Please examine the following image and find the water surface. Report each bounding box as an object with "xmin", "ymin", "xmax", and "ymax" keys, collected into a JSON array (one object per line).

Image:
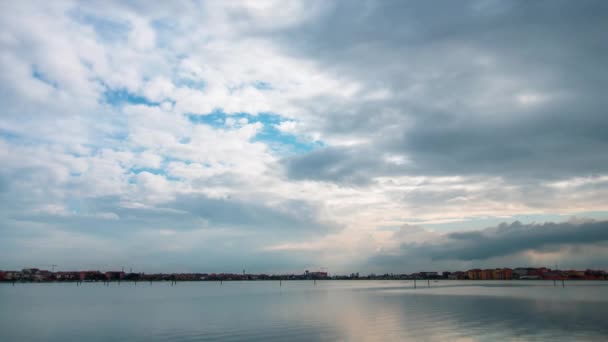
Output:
[{"xmin": 1, "ymin": 280, "xmax": 607, "ymax": 341}]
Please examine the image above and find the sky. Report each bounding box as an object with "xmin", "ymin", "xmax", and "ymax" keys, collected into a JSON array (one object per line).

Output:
[{"xmin": 1, "ymin": 0, "xmax": 608, "ymax": 274}]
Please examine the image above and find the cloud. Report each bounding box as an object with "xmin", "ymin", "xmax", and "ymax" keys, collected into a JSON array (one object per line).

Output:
[
  {"xmin": 368, "ymin": 220, "xmax": 608, "ymax": 271},
  {"xmin": 427, "ymin": 220, "xmax": 608, "ymax": 260},
  {"xmin": 6, "ymin": 191, "xmax": 335, "ymax": 236},
  {"xmin": 1, "ymin": 1, "xmax": 608, "ymax": 272},
  {"xmin": 166, "ymin": 194, "xmax": 337, "ymax": 235},
  {"xmin": 283, "ymin": 146, "xmax": 381, "ymax": 185},
  {"xmin": 278, "ymin": 0, "xmax": 608, "ymax": 183}
]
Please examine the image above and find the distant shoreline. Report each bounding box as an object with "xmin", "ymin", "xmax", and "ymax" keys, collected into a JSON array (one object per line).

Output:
[
  {"xmin": 2, "ymin": 267, "xmax": 607, "ymax": 283},
  {"xmin": 2, "ymin": 278, "xmax": 607, "ymax": 284}
]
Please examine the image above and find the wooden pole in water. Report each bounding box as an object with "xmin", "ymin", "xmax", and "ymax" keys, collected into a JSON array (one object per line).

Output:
[
  {"xmin": 562, "ymin": 279, "xmax": 565, "ymax": 288},
  {"xmin": 280, "ymin": 279, "xmax": 282, "ymax": 287},
  {"xmin": 414, "ymin": 278, "xmax": 416, "ymax": 289},
  {"xmin": 427, "ymin": 279, "xmax": 430, "ymax": 288}
]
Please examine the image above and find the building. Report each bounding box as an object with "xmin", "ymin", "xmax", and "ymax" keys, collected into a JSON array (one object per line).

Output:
[
  {"xmin": 309, "ymin": 272, "xmax": 328, "ymax": 279},
  {"xmin": 55, "ymin": 272, "xmax": 79, "ymax": 281},
  {"xmin": 5, "ymin": 271, "xmax": 21, "ymax": 281},
  {"xmin": 35, "ymin": 270, "xmax": 53, "ymax": 281},
  {"xmin": 514, "ymin": 267, "xmax": 544, "ymax": 279},
  {"xmin": 513, "ymin": 268, "xmax": 528, "ymax": 279},
  {"xmin": 541, "ymin": 271, "xmax": 562, "ymax": 280},
  {"xmin": 565, "ymin": 270, "xmax": 585, "ymax": 279},
  {"xmin": 480, "ymin": 269, "xmax": 495, "ymax": 280},
  {"xmin": 80, "ymin": 271, "xmax": 105, "ymax": 281},
  {"xmin": 492, "ymin": 268, "xmax": 513, "ymax": 280},
  {"xmin": 467, "ymin": 269, "xmax": 482, "ymax": 280},
  {"xmin": 105, "ymin": 271, "xmax": 125, "ymax": 280},
  {"xmin": 448, "ymin": 272, "xmax": 466, "ymax": 280},
  {"xmin": 424, "ymin": 272, "xmax": 440, "ymax": 279},
  {"xmin": 584, "ymin": 270, "xmax": 607, "ymax": 280}
]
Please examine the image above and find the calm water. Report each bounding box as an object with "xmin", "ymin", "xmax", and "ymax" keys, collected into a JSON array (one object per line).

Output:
[{"xmin": 1, "ymin": 280, "xmax": 607, "ymax": 341}]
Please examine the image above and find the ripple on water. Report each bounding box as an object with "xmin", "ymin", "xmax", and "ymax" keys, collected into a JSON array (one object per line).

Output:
[{"xmin": 1, "ymin": 281, "xmax": 608, "ymax": 341}]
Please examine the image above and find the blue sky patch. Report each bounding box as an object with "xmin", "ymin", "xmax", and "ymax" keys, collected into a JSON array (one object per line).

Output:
[
  {"xmin": 102, "ymin": 88, "xmax": 161, "ymax": 107},
  {"xmin": 128, "ymin": 167, "xmax": 181, "ymax": 182},
  {"xmin": 32, "ymin": 66, "xmax": 58, "ymax": 89},
  {"xmin": 187, "ymin": 110, "xmax": 323, "ymax": 155},
  {"xmin": 175, "ymin": 78, "xmax": 206, "ymax": 90},
  {"xmin": 0, "ymin": 129, "xmax": 22, "ymax": 143},
  {"xmin": 129, "ymin": 167, "xmax": 166, "ymax": 176},
  {"xmin": 253, "ymin": 81, "xmax": 273, "ymax": 90},
  {"xmin": 227, "ymin": 81, "xmax": 274, "ymax": 94}
]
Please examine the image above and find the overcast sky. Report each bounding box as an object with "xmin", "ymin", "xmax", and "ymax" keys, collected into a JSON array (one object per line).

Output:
[{"xmin": 1, "ymin": 0, "xmax": 608, "ymax": 273}]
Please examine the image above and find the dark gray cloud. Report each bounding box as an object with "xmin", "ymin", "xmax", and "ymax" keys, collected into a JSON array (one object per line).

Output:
[
  {"xmin": 365, "ymin": 220, "xmax": 608, "ymax": 273},
  {"xmin": 279, "ymin": 0, "xmax": 608, "ymax": 184},
  {"xmin": 374, "ymin": 220, "xmax": 608, "ymax": 265},
  {"xmin": 284, "ymin": 146, "xmax": 383, "ymax": 185},
  {"xmin": 425, "ymin": 220, "xmax": 608, "ymax": 261}
]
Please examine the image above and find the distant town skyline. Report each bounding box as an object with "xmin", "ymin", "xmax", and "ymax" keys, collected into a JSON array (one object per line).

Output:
[
  {"xmin": 3, "ymin": 266, "xmax": 607, "ymax": 283},
  {"xmin": 1, "ymin": 1, "xmax": 608, "ymax": 273}
]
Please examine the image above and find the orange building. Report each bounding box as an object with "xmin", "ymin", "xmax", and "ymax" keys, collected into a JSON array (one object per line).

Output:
[
  {"xmin": 492, "ymin": 268, "xmax": 513, "ymax": 280},
  {"xmin": 481, "ymin": 269, "xmax": 494, "ymax": 280},
  {"xmin": 467, "ymin": 269, "xmax": 481, "ymax": 280}
]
